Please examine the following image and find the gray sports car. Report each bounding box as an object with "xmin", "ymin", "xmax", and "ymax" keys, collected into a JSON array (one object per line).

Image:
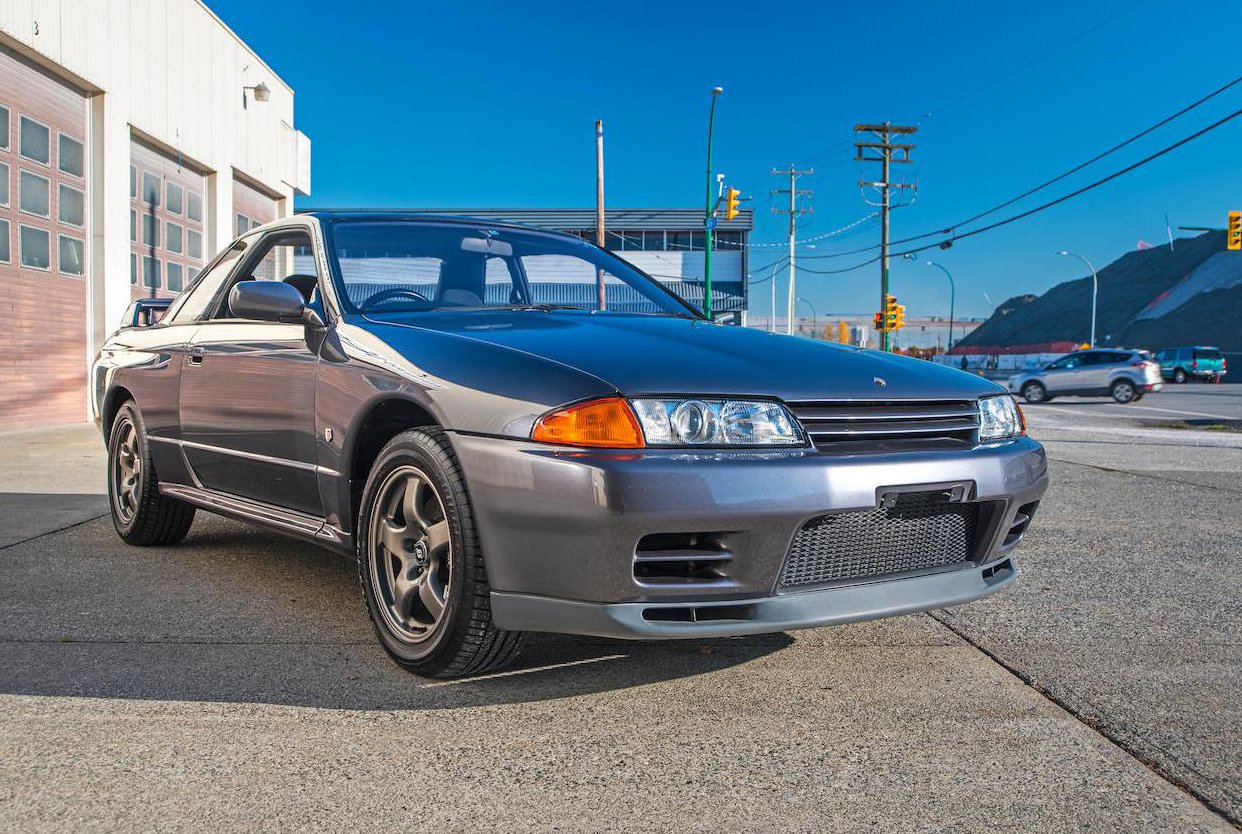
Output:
[{"xmin": 92, "ymin": 212, "xmax": 1048, "ymax": 678}]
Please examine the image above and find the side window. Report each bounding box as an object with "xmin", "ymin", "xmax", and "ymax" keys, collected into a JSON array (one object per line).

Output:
[
  {"xmin": 165, "ymin": 242, "xmax": 248, "ymax": 323},
  {"xmin": 213, "ymin": 229, "xmax": 319, "ymax": 320},
  {"xmin": 1048, "ymin": 355, "xmax": 1077, "ymax": 370}
]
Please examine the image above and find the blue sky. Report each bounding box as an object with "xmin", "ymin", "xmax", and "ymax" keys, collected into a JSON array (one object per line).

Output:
[{"xmin": 211, "ymin": 0, "xmax": 1242, "ymax": 319}]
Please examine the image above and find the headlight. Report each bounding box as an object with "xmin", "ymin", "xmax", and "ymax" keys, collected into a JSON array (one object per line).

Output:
[
  {"xmin": 630, "ymin": 398, "xmax": 804, "ymax": 446},
  {"xmin": 978, "ymin": 395, "xmax": 1025, "ymax": 442}
]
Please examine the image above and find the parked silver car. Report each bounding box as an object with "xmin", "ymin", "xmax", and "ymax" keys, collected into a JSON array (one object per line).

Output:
[{"xmin": 1009, "ymin": 348, "xmax": 1162, "ymax": 404}]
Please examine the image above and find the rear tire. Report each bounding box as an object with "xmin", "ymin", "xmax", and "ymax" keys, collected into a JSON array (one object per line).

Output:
[
  {"xmin": 357, "ymin": 427, "xmax": 524, "ymax": 678},
  {"xmin": 1173, "ymin": 368, "xmax": 1187, "ymax": 384},
  {"xmin": 107, "ymin": 401, "xmax": 196, "ymax": 546},
  {"xmin": 1021, "ymin": 381, "xmax": 1047, "ymax": 404},
  {"xmin": 1111, "ymin": 379, "xmax": 1137, "ymax": 404}
]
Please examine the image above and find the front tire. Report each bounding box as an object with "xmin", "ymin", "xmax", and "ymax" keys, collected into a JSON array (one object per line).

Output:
[
  {"xmin": 1021, "ymin": 381, "xmax": 1048, "ymax": 404},
  {"xmin": 357, "ymin": 428, "xmax": 524, "ymax": 678},
  {"xmin": 107, "ymin": 401, "xmax": 195, "ymax": 546},
  {"xmin": 1111, "ymin": 379, "xmax": 1137, "ymax": 404}
]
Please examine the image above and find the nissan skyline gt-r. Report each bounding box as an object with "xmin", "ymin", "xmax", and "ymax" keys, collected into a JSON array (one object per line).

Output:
[{"xmin": 92, "ymin": 212, "xmax": 1048, "ymax": 678}]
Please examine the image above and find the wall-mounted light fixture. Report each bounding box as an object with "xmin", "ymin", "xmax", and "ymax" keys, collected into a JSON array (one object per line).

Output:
[{"xmin": 242, "ymin": 81, "xmax": 271, "ymax": 109}]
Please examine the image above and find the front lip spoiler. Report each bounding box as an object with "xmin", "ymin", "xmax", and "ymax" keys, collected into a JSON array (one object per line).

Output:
[{"xmin": 490, "ymin": 559, "xmax": 1016, "ymax": 639}]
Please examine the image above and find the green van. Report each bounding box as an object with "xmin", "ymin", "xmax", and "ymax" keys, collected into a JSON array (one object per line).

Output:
[{"xmin": 1154, "ymin": 346, "xmax": 1227, "ymax": 383}]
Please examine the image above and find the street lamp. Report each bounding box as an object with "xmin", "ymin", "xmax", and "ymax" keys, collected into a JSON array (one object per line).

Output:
[
  {"xmin": 924, "ymin": 261, "xmax": 956, "ymax": 350},
  {"xmin": 703, "ymin": 86, "xmax": 723, "ymax": 319},
  {"xmin": 1057, "ymin": 250, "xmax": 1098, "ymax": 347},
  {"xmin": 798, "ymin": 297, "xmax": 817, "ymax": 335}
]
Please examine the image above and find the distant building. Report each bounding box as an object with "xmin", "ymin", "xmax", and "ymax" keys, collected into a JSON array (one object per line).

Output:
[
  {"xmin": 387, "ymin": 208, "xmax": 755, "ymax": 322},
  {"xmin": 0, "ymin": 1, "xmax": 310, "ymax": 428}
]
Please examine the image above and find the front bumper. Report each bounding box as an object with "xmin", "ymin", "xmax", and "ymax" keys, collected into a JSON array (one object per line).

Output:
[{"xmin": 451, "ymin": 433, "xmax": 1048, "ymax": 638}]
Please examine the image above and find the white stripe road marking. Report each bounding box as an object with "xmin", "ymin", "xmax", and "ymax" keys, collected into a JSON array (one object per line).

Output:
[
  {"xmin": 1118, "ymin": 403, "xmax": 1238, "ymax": 421},
  {"xmin": 1030, "ymin": 403, "xmax": 1237, "ymax": 421}
]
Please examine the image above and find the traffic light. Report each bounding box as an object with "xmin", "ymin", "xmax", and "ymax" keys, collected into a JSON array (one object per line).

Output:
[
  {"xmin": 873, "ymin": 311, "xmax": 885, "ymax": 331},
  {"xmin": 1228, "ymin": 211, "xmax": 1241, "ymax": 251},
  {"xmin": 724, "ymin": 188, "xmax": 742, "ymax": 222},
  {"xmin": 883, "ymin": 294, "xmax": 905, "ymax": 331}
]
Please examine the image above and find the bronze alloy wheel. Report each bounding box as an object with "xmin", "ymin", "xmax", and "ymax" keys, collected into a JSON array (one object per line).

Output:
[{"xmin": 367, "ymin": 464, "xmax": 452, "ymax": 643}]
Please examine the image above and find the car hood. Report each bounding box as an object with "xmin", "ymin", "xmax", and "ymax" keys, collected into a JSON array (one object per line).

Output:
[{"xmin": 364, "ymin": 311, "xmax": 1003, "ymax": 402}]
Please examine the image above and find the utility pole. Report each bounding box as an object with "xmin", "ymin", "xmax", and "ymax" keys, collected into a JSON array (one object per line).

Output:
[
  {"xmin": 770, "ymin": 166, "xmax": 814, "ymax": 335},
  {"xmin": 855, "ymin": 123, "xmax": 917, "ymax": 351},
  {"xmin": 595, "ymin": 119, "xmax": 606, "ymax": 310}
]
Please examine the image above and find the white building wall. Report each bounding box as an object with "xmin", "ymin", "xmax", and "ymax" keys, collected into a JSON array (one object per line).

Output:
[{"xmin": 0, "ymin": 0, "xmax": 308, "ymax": 347}]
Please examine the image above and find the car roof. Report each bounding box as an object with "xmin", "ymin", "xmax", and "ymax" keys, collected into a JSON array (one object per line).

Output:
[{"xmin": 294, "ymin": 210, "xmax": 563, "ymax": 236}]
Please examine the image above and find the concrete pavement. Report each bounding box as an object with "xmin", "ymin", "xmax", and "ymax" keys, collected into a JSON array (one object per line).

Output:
[{"xmin": 0, "ymin": 419, "xmax": 1235, "ymax": 832}]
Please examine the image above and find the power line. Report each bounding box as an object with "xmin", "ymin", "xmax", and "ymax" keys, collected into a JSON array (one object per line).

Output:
[
  {"xmin": 921, "ymin": 0, "xmax": 1150, "ymax": 120},
  {"xmin": 795, "ymin": 103, "xmax": 1242, "ymax": 273},
  {"xmin": 797, "ymin": 72, "xmax": 1242, "ymax": 260}
]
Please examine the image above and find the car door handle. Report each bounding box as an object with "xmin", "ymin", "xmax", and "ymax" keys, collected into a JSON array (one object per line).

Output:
[{"xmin": 188, "ymin": 346, "xmax": 204, "ymax": 366}]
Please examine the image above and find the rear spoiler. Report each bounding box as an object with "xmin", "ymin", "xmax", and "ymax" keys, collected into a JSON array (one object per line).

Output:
[{"xmin": 121, "ymin": 297, "xmax": 174, "ymax": 329}]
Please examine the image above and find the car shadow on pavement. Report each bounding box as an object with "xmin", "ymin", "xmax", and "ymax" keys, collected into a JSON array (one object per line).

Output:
[{"xmin": 0, "ymin": 514, "xmax": 793, "ymax": 710}]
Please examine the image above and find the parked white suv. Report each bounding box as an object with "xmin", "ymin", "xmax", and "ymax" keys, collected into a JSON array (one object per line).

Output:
[{"xmin": 1008, "ymin": 349, "xmax": 1163, "ymax": 404}]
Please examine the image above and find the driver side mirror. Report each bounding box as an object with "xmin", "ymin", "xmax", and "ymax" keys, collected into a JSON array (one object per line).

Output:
[{"xmin": 228, "ymin": 280, "xmax": 308, "ymax": 323}]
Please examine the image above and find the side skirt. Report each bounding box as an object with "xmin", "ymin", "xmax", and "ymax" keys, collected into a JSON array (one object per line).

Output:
[{"xmin": 160, "ymin": 483, "xmax": 354, "ymax": 555}]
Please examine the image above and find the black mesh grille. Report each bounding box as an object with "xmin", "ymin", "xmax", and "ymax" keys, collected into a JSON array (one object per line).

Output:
[{"xmin": 779, "ymin": 492, "xmax": 980, "ymax": 589}]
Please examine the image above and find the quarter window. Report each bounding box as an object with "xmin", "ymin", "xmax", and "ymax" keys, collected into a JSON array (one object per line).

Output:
[
  {"xmin": 19, "ymin": 116, "xmax": 50, "ymax": 164},
  {"xmin": 165, "ymin": 242, "xmax": 247, "ymax": 323},
  {"xmin": 19, "ymin": 224, "xmax": 50, "ymax": 269},
  {"xmin": 58, "ymin": 134, "xmax": 84, "ymax": 177},
  {"xmin": 58, "ymin": 184, "xmax": 85, "ymax": 226},
  {"xmin": 58, "ymin": 235, "xmax": 84, "ymax": 276},
  {"xmin": 19, "ymin": 170, "xmax": 50, "ymax": 217},
  {"xmin": 0, "ymin": 219, "xmax": 9, "ymax": 263}
]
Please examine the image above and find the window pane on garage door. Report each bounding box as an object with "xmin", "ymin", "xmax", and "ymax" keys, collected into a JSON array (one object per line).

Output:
[{"xmin": 129, "ymin": 138, "xmax": 206, "ymax": 299}]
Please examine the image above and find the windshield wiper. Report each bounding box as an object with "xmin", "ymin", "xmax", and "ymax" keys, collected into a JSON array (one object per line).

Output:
[{"xmin": 504, "ymin": 303, "xmax": 587, "ymax": 312}]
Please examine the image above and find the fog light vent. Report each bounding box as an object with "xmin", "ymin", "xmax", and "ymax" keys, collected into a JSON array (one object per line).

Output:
[
  {"xmin": 634, "ymin": 532, "xmax": 732, "ymax": 583},
  {"xmin": 1003, "ymin": 501, "xmax": 1040, "ymax": 546}
]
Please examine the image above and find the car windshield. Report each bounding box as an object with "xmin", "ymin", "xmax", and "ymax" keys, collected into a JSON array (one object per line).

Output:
[{"xmin": 325, "ymin": 220, "xmax": 701, "ymax": 318}]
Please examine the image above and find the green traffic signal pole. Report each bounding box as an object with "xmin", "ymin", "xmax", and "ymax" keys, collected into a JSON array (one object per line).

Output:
[
  {"xmin": 704, "ymin": 87, "xmax": 723, "ymax": 319},
  {"xmin": 925, "ymin": 261, "xmax": 956, "ymax": 350}
]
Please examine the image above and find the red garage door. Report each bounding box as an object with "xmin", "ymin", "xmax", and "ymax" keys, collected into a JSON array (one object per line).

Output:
[
  {"xmin": 130, "ymin": 139, "xmax": 208, "ymax": 300},
  {"xmin": 0, "ymin": 44, "xmax": 90, "ymax": 430},
  {"xmin": 233, "ymin": 174, "xmax": 277, "ymax": 236}
]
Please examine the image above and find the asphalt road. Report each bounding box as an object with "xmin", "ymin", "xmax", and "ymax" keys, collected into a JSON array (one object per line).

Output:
[{"xmin": 0, "ymin": 415, "xmax": 1237, "ymax": 832}]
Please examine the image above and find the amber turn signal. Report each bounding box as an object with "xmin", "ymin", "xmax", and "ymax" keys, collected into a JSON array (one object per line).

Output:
[{"xmin": 531, "ymin": 397, "xmax": 644, "ymax": 448}]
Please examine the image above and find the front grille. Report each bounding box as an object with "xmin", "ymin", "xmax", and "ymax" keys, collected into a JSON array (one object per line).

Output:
[
  {"xmin": 786, "ymin": 399, "xmax": 979, "ymax": 449},
  {"xmin": 778, "ymin": 491, "xmax": 980, "ymax": 589}
]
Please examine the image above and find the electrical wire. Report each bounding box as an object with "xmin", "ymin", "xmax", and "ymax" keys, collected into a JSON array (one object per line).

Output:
[
  {"xmin": 796, "ymin": 73, "xmax": 1242, "ymax": 260},
  {"xmin": 793, "ymin": 103, "xmax": 1242, "ymax": 272}
]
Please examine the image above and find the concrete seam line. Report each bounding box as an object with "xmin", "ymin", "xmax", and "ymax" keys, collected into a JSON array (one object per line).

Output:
[
  {"xmin": 0, "ymin": 513, "xmax": 109, "ymax": 552},
  {"xmin": 1048, "ymin": 456, "xmax": 1242, "ymax": 496},
  {"xmin": 929, "ymin": 612, "xmax": 1239, "ymax": 828}
]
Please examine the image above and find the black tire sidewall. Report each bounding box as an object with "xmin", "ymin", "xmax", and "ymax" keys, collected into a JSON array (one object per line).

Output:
[
  {"xmin": 357, "ymin": 431, "xmax": 468, "ymax": 666},
  {"xmin": 1112, "ymin": 380, "xmax": 1135, "ymax": 403}
]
